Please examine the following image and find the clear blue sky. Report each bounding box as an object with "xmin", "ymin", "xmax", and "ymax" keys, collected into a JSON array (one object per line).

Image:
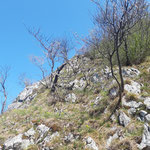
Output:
[{"xmin": 0, "ymin": 0, "xmax": 95, "ymax": 109}]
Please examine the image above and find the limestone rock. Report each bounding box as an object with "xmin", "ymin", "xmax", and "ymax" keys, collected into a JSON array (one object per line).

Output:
[
  {"xmin": 85, "ymin": 137, "xmax": 98, "ymax": 150},
  {"xmin": 36, "ymin": 124, "xmax": 50, "ymax": 144},
  {"xmin": 122, "ymin": 97, "xmax": 143, "ymax": 108},
  {"xmin": 24, "ymin": 128, "xmax": 35, "ymax": 138},
  {"xmin": 65, "ymin": 93, "xmax": 77, "ymax": 103},
  {"xmin": 37, "ymin": 124, "xmax": 50, "ymax": 136},
  {"xmin": 8, "ymin": 82, "xmax": 39, "ymax": 111},
  {"xmin": 124, "ymin": 81, "xmax": 141, "ymax": 95},
  {"xmin": 139, "ymin": 110, "xmax": 148, "ymax": 121},
  {"xmin": 109, "ymin": 87, "xmax": 118, "ymax": 98},
  {"xmin": 64, "ymin": 133, "xmax": 74, "ymax": 143},
  {"xmin": 3, "ymin": 134, "xmax": 33, "ymax": 150},
  {"xmin": 43, "ymin": 132, "xmax": 60, "ymax": 144},
  {"xmin": 128, "ymin": 108, "xmax": 137, "ymax": 116},
  {"xmin": 138, "ymin": 123, "xmax": 150, "ymax": 149},
  {"xmin": 106, "ymin": 132, "xmax": 118, "ymax": 148},
  {"xmin": 144, "ymin": 97, "xmax": 150, "ymax": 110},
  {"xmin": 122, "ymin": 68, "xmax": 140, "ymax": 77},
  {"xmin": 145, "ymin": 114, "xmax": 150, "ymax": 123},
  {"xmin": 8, "ymin": 102, "xmax": 22, "ymax": 110},
  {"xmin": 17, "ymin": 82, "xmax": 39, "ymax": 102},
  {"xmin": 118, "ymin": 112, "xmax": 131, "ymax": 127}
]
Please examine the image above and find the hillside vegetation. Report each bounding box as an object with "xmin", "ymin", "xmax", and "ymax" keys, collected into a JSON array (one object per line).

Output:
[
  {"xmin": 0, "ymin": 55, "xmax": 149, "ymax": 150},
  {"xmin": 0, "ymin": 0, "xmax": 150, "ymax": 149}
]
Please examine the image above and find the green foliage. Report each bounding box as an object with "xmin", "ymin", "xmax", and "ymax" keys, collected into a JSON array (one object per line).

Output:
[
  {"xmin": 115, "ymin": 19, "xmax": 150, "ymax": 66},
  {"xmin": 86, "ymin": 18, "xmax": 150, "ymax": 66}
]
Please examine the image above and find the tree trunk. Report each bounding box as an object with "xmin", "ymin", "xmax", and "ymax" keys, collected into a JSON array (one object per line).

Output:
[
  {"xmin": 51, "ymin": 63, "xmax": 66, "ymax": 92},
  {"xmin": 116, "ymin": 47, "xmax": 124, "ymax": 92},
  {"xmin": 108, "ymin": 55, "xmax": 122, "ymax": 120},
  {"xmin": 1, "ymin": 88, "xmax": 7, "ymax": 114}
]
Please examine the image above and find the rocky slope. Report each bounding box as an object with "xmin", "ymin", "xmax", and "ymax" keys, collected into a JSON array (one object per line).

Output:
[{"xmin": 0, "ymin": 55, "xmax": 150, "ymax": 150}]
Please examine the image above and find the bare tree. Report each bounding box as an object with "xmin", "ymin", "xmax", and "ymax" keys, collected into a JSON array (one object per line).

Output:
[
  {"xmin": 29, "ymin": 55, "xmax": 49, "ymax": 88},
  {"xmin": 27, "ymin": 28, "xmax": 73, "ymax": 93},
  {"xmin": 90, "ymin": 0, "xmax": 147, "ymax": 117},
  {"xmin": 0, "ymin": 66, "xmax": 10, "ymax": 114},
  {"xmin": 18, "ymin": 73, "xmax": 32, "ymax": 88}
]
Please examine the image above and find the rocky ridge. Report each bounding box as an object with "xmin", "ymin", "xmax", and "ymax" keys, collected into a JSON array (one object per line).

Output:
[{"xmin": 0, "ymin": 55, "xmax": 150, "ymax": 150}]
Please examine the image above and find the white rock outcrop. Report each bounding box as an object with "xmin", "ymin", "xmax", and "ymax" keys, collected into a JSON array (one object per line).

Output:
[
  {"xmin": 24, "ymin": 128, "xmax": 36, "ymax": 138},
  {"xmin": 8, "ymin": 82, "xmax": 40, "ymax": 110},
  {"xmin": 106, "ymin": 132, "xmax": 118, "ymax": 148},
  {"xmin": 138, "ymin": 123, "xmax": 150, "ymax": 149},
  {"xmin": 139, "ymin": 110, "xmax": 148, "ymax": 121},
  {"xmin": 64, "ymin": 133, "xmax": 74, "ymax": 143},
  {"xmin": 70, "ymin": 78, "xmax": 87, "ymax": 90},
  {"xmin": 65, "ymin": 93, "xmax": 77, "ymax": 103},
  {"xmin": 85, "ymin": 137, "xmax": 99, "ymax": 150},
  {"xmin": 124, "ymin": 81, "xmax": 141, "ymax": 95},
  {"xmin": 122, "ymin": 97, "xmax": 143, "ymax": 108},
  {"xmin": 144, "ymin": 97, "xmax": 150, "ymax": 110},
  {"xmin": 118, "ymin": 112, "xmax": 131, "ymax": 127},
  {"xmin": 3, "ymin": 134, "xmax": 34, "ymax": 150},
  {"xmin": 122, "ymin": 68, "xmax": 140, "ymax": 77},
  {"xmin": 145, "ymin": 114, "xmax": 150, "ymax": 123},
  {"xmin": 37, "ymin": 124, "xmax": 50, "ymax": 136}
]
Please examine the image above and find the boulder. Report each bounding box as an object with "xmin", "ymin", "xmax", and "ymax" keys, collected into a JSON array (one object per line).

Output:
[
  {"xmin": 17, "ymin": 82, "xmax": 39, "ymax": 101},
  {"xmin": 3, "ymin": 134, "xmax": 33, "ymax": 150},
  {"xmin": 124, "ymin": 81, "xmax": 141, "ymax": 95},
  {"xmin": 106, "ymin": 132, "xmax": 118, "ymax": 148},
  {"xmin": 43, "ymin": 132, "xmax": 60, "ymax": 144},
  {"xmin": 8, "ymin": 82, "xmax": 40, "ymax": 111},
  {"xmin": 145, "ymin": 114, "xmax": 150, "ymax": 123},
  {"xmin": 144, "ymin": 97, "xmax": 150, "ymax": 110},
  {"xmin": 122, "ymin": 97, "xmax": 143, "ymax": 108},
  {"xmin": 65, "ymin": 93, "xmax": 77, "ymax": 103},
  {"xmin": 118, "ymin": 112, "xmax": 131, "ymax": 127},
  {"xmin": 139, "ymin": 110, "xmax": 148, "ymax": 121},
  {"xmin": 128, "ymin": 108, "xmax": 137, "ymax": 116},
  {"xmin": 109, "ymin": 87, "xmax": 118, "ymax": 98},
  {"xmin": 70, "ymin": 78, "xmax": 86, "ymax": 90},
  {"xmin": 64, "ymin": 133, "xmax": 74, "ymax": 143},
  {"xmin": 24, "ymin": 128, "xmax": 35, "ymax": 138},
  {"xmin": 122, "ymin": 68, "xmax": 140, "ymax": 77},
  {"xmin": 37, "ymin": 124, "xmax": 50, "ymax": 135},
  {"xmin": 138, "ymin": 123, "xmax": 150, "ymax": 149},
  {"xmin": 36, "ymin": 124, "xmax": 50, "ymax": 144},
  {"xmin": 85, "ymin": 137, "xmax": 98, "ymax": 150}
]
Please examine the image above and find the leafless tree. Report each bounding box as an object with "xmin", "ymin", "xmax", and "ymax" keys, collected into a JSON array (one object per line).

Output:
[
  {"xmin": 0, "ymin": 66, "xmax": 10, "ymax": 114},
  {"xmin": 90, "ymin": 0, "xmax": 147, "ymax": 117},
  {"xmin": 29, "ymin": 55, "xmax": 49, "ymax": 88},
  {"xmin": 27, "ymin": 28, "xmax": 73, "ymax": 93},
  {"xmin": 18, "ymin": 73, "xmax": 32, "ymax": 88}
]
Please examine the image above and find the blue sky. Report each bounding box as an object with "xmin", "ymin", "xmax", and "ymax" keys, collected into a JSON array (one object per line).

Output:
[{"xmin": 0, "ymin": 0, "xmax": 95, "ymax": 110}]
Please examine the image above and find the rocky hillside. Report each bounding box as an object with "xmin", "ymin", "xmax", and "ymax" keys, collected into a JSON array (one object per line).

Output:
[{"xmin": 0, "ymin": 55, "xmax": 150, "ymax": 150}]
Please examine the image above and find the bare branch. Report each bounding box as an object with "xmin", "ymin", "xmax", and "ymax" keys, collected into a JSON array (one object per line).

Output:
[{"xmin": 0, "ymin": 66, "xmax": 10, "ymax": 114}]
